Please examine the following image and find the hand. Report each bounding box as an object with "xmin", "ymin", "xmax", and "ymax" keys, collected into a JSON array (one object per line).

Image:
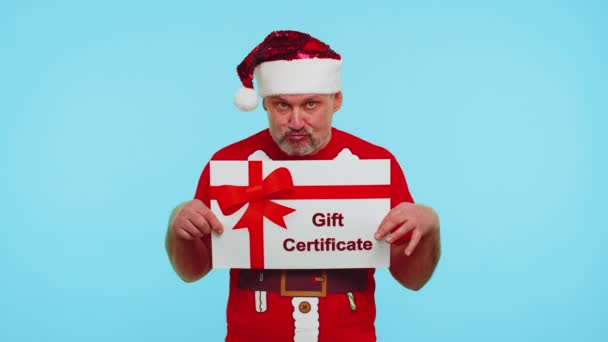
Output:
[
  {"xmin": 171, "ymin": 199, "xmax": 223, "ymax": 240},
  {"xmin": 375, "ymin": 203, "xmax": 439, "ymax": 256}
]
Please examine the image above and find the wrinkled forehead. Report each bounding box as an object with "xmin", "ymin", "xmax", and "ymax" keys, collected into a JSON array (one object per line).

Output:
[{"xmin": 265, "ymin": 93, "xmax": 332, "ymax": 103}]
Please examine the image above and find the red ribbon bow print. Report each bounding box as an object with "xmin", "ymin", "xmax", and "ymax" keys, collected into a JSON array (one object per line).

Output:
[{"xmin": 211, "ymin": 161, "xmax": 296, "ymax": 269}]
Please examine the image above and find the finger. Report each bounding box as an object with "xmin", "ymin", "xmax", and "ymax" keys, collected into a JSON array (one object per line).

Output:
[
  {"xmin": 187, "ymin": 199, "xmax": 208, "ymax": 217},
  {"xmin": 201, "ymin": 208, "xmax": 224, "ymax": 234},
  {"xmin": 181, "ymin": 218, "xmax": 204, "ymax": 238},
  {"xmin": 375, "ymin": 210, "xmax": 406, "ymax": 240},
  {"xmin": 190, "ymin": 200, "xmax": 224, "ymax": 233},
  {"xmin": 404, "ymin": 229, "xmax": 423, "ymax": 256},
  {"xmin": 386, "ymin": 220, "xmax": 416, "ymax": 244},
  {"xmin": 175, "ymin": 225, "xmax": 195, "ymax": 240},
  {"xmin": 188, "ymin": 213, "xmax": 212, "ymax": 235}
]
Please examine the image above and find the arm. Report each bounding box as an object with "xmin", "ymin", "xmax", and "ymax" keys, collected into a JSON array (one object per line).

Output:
[
  {"xmin": 388, "ymin": 204, "xmax": 440, "ymax": 290},
  {"xmin": 376, "ymin": 203, "xmax": 441, "ymax": 291},
  {"xmin": 165, "ymin": 200, "xmax": 223, "ymax": 282}
]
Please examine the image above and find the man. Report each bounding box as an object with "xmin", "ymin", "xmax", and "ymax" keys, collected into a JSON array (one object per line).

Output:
[{"xmin": 166, "ymin": 30, "xmax": 440, "ymax": 341}]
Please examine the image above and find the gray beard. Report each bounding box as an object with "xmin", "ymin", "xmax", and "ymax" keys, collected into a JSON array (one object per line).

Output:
[{"xmin": 276, "ymin": 130, "xmax": 330, "ymax": 156}]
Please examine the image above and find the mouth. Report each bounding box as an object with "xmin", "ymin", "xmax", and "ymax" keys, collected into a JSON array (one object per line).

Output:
[{"xmin": 285, "ymin": 133, "xmax": 309, "ymax": 141}]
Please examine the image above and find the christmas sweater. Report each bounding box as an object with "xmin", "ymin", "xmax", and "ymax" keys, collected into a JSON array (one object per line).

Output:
[{"xmin": 194, "ymin": 127, "xmax": 413, "ymax": 341}]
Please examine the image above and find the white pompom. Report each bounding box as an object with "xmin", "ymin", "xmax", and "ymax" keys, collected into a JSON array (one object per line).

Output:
[{"xmin": 234, "ymin": 87, "xmax": 259, "ymax": 111}]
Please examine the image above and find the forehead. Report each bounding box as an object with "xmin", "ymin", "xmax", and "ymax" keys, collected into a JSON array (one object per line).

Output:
[{"xmin": 265, "ymin": 94, "xmax": 329, "ymax": 103}]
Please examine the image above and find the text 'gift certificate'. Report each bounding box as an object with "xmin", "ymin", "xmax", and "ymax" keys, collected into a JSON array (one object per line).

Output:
[{"xmin": 210, "ymin": 159, "xmax": 390, "ymax": 269}]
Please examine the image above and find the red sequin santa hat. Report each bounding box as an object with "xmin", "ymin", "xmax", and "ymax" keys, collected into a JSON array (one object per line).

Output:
[{"xmin": 234, "ymin": 30, "xmax": 342, "ymax": 111}]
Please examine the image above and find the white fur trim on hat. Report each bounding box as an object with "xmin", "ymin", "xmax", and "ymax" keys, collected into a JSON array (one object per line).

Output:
[{"xmin": 254, "ymin": 58, "xmax": 342, "ymax": 98}]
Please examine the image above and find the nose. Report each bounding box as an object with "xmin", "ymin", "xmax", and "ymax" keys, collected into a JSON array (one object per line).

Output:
[{"xmin": 288, "ymin": 107, "xmax": 305, "ymax": 130}]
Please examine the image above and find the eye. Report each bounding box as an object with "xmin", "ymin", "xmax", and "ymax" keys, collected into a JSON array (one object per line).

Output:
[
  {"xmin": 305, "ymin": 101, "xmax": 317, "ymax": 109},
  {"xmin": 277, "ymin": 102, "xmax": 289, "ymax": 110}
]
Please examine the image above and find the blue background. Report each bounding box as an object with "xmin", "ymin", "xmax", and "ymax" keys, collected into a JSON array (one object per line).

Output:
[{"xmin": 1, "ymin": 0, "xmax": 606, "ymax": 341}]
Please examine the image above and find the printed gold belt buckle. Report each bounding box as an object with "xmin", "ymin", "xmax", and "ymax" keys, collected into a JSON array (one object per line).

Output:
[{"xmin": 280, "ymin": 270, "xmax": 327, "ymax": 297}]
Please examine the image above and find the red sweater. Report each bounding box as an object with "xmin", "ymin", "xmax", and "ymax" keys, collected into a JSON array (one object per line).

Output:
[{"xmin": 194, "ymin": 128, "xmax": 413, "ymax": 341}]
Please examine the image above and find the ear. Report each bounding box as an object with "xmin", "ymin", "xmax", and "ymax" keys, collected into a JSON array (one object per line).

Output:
[
  {"xmin": 333, "ymin": 91, "xmax": 343, "ymax": 113},
  {"xmin": 262, "ymin": 97, "xmax": 268, "ymax": 111}
]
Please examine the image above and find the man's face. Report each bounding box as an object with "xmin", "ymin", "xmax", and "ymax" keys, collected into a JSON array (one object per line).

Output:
[{"xmin": 264, "ymin": 92, "xmax": 343, "ymax": 156}]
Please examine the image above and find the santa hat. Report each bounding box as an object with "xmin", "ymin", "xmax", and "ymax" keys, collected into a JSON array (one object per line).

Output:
[{"xmin": 234, "ymin": 30, "xmax": 342, "ymax": 111}]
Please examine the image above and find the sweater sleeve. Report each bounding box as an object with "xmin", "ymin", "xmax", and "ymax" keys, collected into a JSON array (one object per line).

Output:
[
  {"xmin": 193, "ymin": 162, "xmax": 212, "ymax": 245},
  {"xmin": 390, "ymin": 156, "xmax": 415, "ymax": 242},
  {"xmin": 390, "ymin": 155, "xmax": 414, "ymax": 208},
  {"xmin": 194, "ymin": 162, "xmax": 211, "ymax": 207}
]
